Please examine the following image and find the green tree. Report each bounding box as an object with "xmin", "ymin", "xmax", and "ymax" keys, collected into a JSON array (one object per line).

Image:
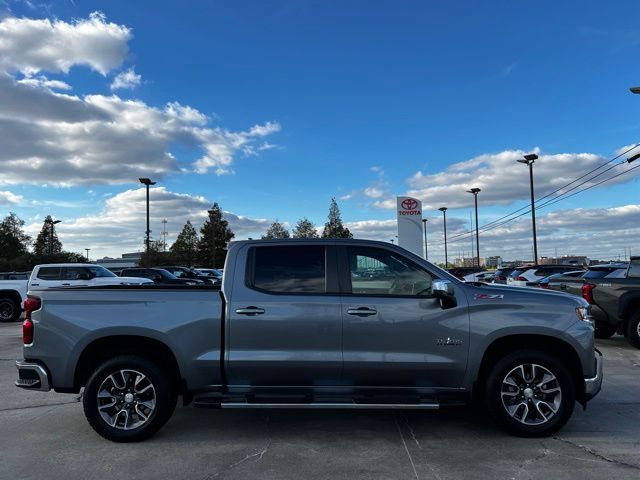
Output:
[
  {"xmin": 321, "ymin": 198, "xmax": 352, "ymax": 238},
  {"xmin": 170, "ymin": 220, "xmax": 199, "ymax": 267},
  {"xmin": 262, "ymin": 220, "xmax": 290, "ymax": 239},
  {"xmin": 137, "ymin": 240, "xmax": 169, "ymax": 267},
  {"xmin": 33, "ymin": 215, "xmax": 63, "ymax": 257},
  {"xmin": 197, "ymin": 203, "xmax": 235, "ymax": 268},
  {"xmin": 0, "ymin": 212, "xmax": 31, "ymax": 259},
  {"xmin": 292, "ymin": 217, "xmax": 319, "ymax": 238}
]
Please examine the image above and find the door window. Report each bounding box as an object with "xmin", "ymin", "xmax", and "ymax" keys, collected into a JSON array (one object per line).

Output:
[
  {"xmin": 347, "ymin": 247, "xmax": 433, "ymax": 296},
  {"xmin": 36, "ymin": 267, "xmax": 62, "ymax": 280},
  {"xmin": 64, "ymin": 266, "xmax": 91, "ymax": 280},
  {"xmin": 249, "ymin": 245, "xmax": 326, "ymax": 294}
]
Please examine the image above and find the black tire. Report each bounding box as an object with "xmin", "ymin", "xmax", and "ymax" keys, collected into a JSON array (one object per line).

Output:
[
  {"xmin": 594, "ymin": 321, "xmax": 617, "ymax": 339},
  {"xmin": 624, "ymin": 311, "xmax": 640, "ymax": 349},
  {"xmin": 484, "ymin": 350, "xmax": 575, "ymax": 437},
  {"xmin": 83, "ymin": 355, "xmax": 177, "ymax": 442},
  {"xmin": 0, "ymin": 296, "xmax": 21, "ymax": 323}
]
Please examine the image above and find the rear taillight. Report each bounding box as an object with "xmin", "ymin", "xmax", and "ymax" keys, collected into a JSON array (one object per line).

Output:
[
  {"xmin": 497, "ymin": 275, "xmax": 506, "ymax": 281},
  {"xmin": 22, "ymin": 297, "xmax": 40, "ymax": 345},
  {"xmin": 516, "ymin": 276, "xmax": 527, "ymax": 281},
  {"xmin": 581, "ymin": 283, "xmax": 595, "ymax": 304},
  {"xmin": 540, "ymin": 283, "xmax": 549, "ymax": 289}
]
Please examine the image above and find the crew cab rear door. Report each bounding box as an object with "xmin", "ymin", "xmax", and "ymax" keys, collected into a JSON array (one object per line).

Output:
[
  {"xmin": 225, "ymin": 243, "xmax": 342, "ymax": 387},
  {"xmin": 338, "ymin": 245, "xmax": 469, "ymax": 389}
]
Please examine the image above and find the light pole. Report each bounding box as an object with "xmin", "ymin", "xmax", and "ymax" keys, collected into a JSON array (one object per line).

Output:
[
  {"xmin": 85, "ymin": 248, "xmax": 90, "ymax": 262},
  {"xmin": 517, "ymin": 154, "xmax": 538, "ymax": 264},
  {"xmin": 438, "ymin": 207, "xmax": 448, "ymax": 268},
  {"xmin": 630, "ymin": 87, "xmax": 640, "ymax": 94},
  {"xmin": 207, "ymin": 208, "xmax": 217, "ymax": 268},
  {"xmin": 48, "ymin": 219, "xmax": 61, "ymax": 256},
  {"xmin": 139, "ymin": 178, "xmax": 156, "ymax": 266},
  {"xmin": 422, "ymin": 218, "xmax": 428, "ymax": 261},
  {"xmin": 466, "ymin": 188, "xmax": 481, "ymax": 267}
]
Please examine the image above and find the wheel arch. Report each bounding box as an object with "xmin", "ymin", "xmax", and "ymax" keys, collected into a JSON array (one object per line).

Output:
[
  {"xmin": 73, "ymin": 335, "xmax": 183, "ymax": 394},
  {"xmin": 474, "ymin": 334, "xmax": 586, "ymax": 404}
]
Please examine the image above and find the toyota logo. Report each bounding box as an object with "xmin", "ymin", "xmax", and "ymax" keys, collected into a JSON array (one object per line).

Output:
[{"xmin": 401, "ymin": 198, "xmax": 418, "ymax": 210}]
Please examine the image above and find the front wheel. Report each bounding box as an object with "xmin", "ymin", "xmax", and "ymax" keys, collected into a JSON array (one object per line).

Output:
[
  {"xmin": 624, "ymin": 311, "xmax": 640, "ymax": 349},
  {"xmin": 485, "ymin": 350, "xmax": 575, "ymax": 437},
  {"xmin": 83, "ymin": 355, "xmax": 177, "ymax": 442}
]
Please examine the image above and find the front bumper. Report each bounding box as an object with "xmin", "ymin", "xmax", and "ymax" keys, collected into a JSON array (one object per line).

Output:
[
  {"xmin": 584, "ymin": 348, "xmax": 603, "ymax": 400},
  {"xmin": 15, "ymin": 360, "xmax": 51, "ymax": 391}
]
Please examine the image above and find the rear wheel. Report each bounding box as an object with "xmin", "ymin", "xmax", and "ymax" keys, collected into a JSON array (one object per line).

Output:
[
  {"xmin": 0, "ymin": 297, "xmax": 20, "ymax": 322},
  {"xmin": 624, "ymin": 311, "xmax": 640, "ymax": 349},
  {"xmin": 83, "ymin": 355, "xmax": 177, "ymax": 442},
  {"xmin": 485, "ymin": 350, "xmax": 575, "ymax": 437},
  {"xmin": 594, "ymin": 321, "xmax": 617, "ymax": 339}
]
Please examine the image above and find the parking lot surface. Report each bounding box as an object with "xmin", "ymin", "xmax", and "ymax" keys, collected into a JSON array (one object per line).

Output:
[{"xmin": 1, "ymin": 321, "xmax": 639, "ymax": 480}]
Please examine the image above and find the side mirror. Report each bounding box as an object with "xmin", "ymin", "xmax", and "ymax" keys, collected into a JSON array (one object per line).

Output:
[{"xmin": 432, "ymin": 280, "xmax": 457, "ymax": 309}]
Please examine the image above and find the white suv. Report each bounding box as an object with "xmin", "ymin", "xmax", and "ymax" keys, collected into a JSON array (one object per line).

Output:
[
  {"xmin": 28, "ymin": 264, "xmax": 152, "ymax": 291},
  {"xmin": 510, "ymin": 265, "xmax": 583, "ymax": 287}
]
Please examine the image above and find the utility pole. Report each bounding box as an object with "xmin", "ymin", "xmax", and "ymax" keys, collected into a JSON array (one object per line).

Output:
[
  {"xmin": 48, "ymin": 219, "xmax": 62, "ymax": 256},
  {"xmin": 207, "ymin": 208, "xmax": 217, "ymax": 268},
  {"xmin": 422, "ymin": 219, "xmax": 428, "ymax": 261},
  {"xmin": 518, "ymin": 154, "xmax": 538, "ymax": 264},
  {"xmin": 161, "ymin": 219, "xmax": 168, "ymax": 252},
  {"xmin": 466, "ymin": 188, "xmax": 481, "ymax": 267},
  {"xmin": 139, "ymin": 178, "xmax": 156, "ymax": 266},
  {"xmin": 85, "ymin": 248, "xmax": 90, "ymax": 262},
  {"xmin": 439, "ymin": 207, "xmax": 448, "ymax": 268}
]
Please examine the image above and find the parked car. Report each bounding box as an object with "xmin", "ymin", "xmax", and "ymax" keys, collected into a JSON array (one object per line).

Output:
[
  {"xmin": 28, "ymin": 264, "xmax": 153, "ymax": 291},
  {"xmin": 119, "ymin": 268, "xmax": 202, "ymax": 286},
  {"xmin": 0, "ymin": 271, "xmax": 31, "ymax": 280},
  {"xmin": 492, "ymin": 267, "xmax": 516, "ymax": 284},
  {"xmin": 506, "ymin": 267, "xmax": 529, "ymax": 285},
  {"xmin": 509, "ymin": 265, "xmax": 584, "ymax": 287},
  {"xmin": 534, "ymin": 271, "xmax": 585, "ymax": 289},
  {"xmin": 17, "ymin": 239, "xmax": 601, "ymax": 441},
  {"xmin": 159, "ymin": 266, "xmax": 218, "ymax": 285},
  {"xmin": 447, "ymin": 266, "xmax": 484, "ymax": 280},
  {"xmin": 546, "ymin": 259, "xmax": 640, "ymax": 345},
  {"xmin": 0, "ymin": 275, "xmax": 28, "ymax": 322},
  {"xmin": 194, "ymin": 268, "xmax": 223, "ymax": 280}
]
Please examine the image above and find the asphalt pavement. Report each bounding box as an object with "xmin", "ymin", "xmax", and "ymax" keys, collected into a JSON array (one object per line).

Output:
[{"xmin": 1, "ymin": 321, "xmax": 639, "ymax": 480}]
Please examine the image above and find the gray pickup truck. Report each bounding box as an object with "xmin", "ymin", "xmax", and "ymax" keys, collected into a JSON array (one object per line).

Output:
[
  {"xmin": 15, "ymin": 239, "xmax": 602, "ymax": 442},
  {"xmin": 547, "ymin": 258, "xmax": 640, "ymax": 347}
]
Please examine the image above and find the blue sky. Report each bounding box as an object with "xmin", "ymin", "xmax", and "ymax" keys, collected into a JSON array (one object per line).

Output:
[{"xmin": 1, "ymin": 0, "xmax": 639, "ymax": 261}]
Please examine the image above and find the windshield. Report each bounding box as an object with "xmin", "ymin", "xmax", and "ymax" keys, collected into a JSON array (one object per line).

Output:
[{"xmin": 88, "ymin": 266, "xmax": 116, "ymax": 278}]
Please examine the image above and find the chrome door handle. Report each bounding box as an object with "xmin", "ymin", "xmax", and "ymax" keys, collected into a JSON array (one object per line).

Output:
[
  {"xmin": 235, "ymin": 307, "xmax": 265, "ymax": 315},
  {"xmin": 62, "ymin": 283, "xmax": 70, "ymax": 286},
  {"xmin": 347, "ymin": 307, "xmax": 377, "ymax": 316}
]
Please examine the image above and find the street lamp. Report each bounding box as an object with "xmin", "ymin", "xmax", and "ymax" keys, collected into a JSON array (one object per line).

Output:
[
  {"xmin": 466, "ymin": 188, "xmax": 481, "ymax": 267},
  {"xmin": 517, "ymin": 153, "xmax": 539, "ymax": 264},
  {"xmin": 630, "ymin": 87, "xmax": 640, "ymax": 94},
  {"xmin": 628, "ymin": 152, "xmax": 640, "ymax": 163},
  {"xmin": 139, "ymin": 178, "xmax": 156, "ymax": 266},
  {"xmin": 438, "ymin": 207, "xmax": 448, "ymax": 268},
  {"xmin": 85, "ymin": 248, "xmax": 91, "ymax": 262},
  {"xmin": 47, "ymin": 219, "xmax": 61, "ymax": 256},
  {"xmin": 207, "ymin": 208, "xmax": 217, "ymax": 268},
  {"xmin": 422, "ymin": 218, "xmax": 428, "ymax": 261}
]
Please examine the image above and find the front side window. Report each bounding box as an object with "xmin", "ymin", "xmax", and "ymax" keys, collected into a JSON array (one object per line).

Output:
[
  {"xmin": 250, "ymin": 245, "xmax": 326, "ymax": 294},
  {"xmin": 87, "ymin": 266, "xmax": 116, "ymax": 278},
  {"xmin": 347, "ymin": 247, "xmax": 433, "ymax": 296},
  {"xmin": 64, "ymin": 266, "xmax": 91, "ymax": 280}
]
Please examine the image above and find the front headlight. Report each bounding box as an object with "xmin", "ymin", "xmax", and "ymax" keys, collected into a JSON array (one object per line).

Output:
[{"xmin": 575, "ymin": 306, "xmax": 594, "ymax": 326}]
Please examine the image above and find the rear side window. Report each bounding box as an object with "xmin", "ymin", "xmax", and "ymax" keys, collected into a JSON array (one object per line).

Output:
[
  {"xmin": 36, "ymin": 267, "xmax": 62, "ymax": 280},
  {"xmin": 64, "ymin": 266, "xmax": 90, "ymax": 280},
  {"xmin": 249, "ymin": 246, "xmax": 326, "ymax": 294}
]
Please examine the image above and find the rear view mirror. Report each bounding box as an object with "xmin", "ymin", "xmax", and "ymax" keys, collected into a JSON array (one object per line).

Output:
[{"xmin": 432, "ymin": 280, "xmax": 457, "ymax": 309}]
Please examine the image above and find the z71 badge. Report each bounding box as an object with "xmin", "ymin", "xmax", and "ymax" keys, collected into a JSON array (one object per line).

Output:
[{"xmin": 474, "ymin": 293, "xmax": 504, "ymax": 300}]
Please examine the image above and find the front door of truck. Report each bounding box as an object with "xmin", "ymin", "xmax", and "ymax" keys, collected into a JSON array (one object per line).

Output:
[
  {"xmin": 339, "ymin": 245, "xmax": 469, "ymax": 389},
  {"xmin": 226, "ymin": 243, "xmax": 343, "ymax": 387}
]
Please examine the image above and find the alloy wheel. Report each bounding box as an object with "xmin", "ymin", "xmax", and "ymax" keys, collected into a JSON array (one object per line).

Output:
[{"xmin": 96, "ymin": 369, "xmax": 156, "ymax": 430}]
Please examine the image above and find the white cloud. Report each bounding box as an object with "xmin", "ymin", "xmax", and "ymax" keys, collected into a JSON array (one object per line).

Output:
[
  {"xmin": 0, "ymin": 12, "xmax": 131, "ymax": 75},
  {"xmin": 0, "ymin": 13, "xmax": 280, "ymax": 186},
  {"xmin": 24, "ymin": 187, "xmax": 272, "ymax": 257},
  {"xmin": 17, "ymin": 74, "xmax": 71, "ymax": 90},
  {"xmin": 363, "ymin": 187, "xmax": 385, "ymax": 198},
  {"xmin": 372, "ymin": 148, "xmax": 640, "ymax": 211},
  {"xmin": 0, "ymin": 190, "xmax": 23, "ymax": 205},
  {"xmin": 346, "ymin": 205, "xmax": 640, "ymax": 263},
  {"xmin": 110, "ymin": 67, "xmax": 141, "ymax": 90}
]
